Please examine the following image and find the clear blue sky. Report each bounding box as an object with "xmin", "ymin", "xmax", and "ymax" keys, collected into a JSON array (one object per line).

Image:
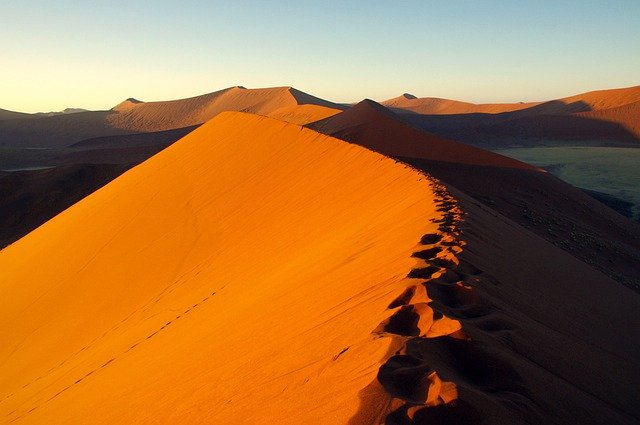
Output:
[{"xmin": 2, "ymin": 1, "xmax": 639, "ymax": 112}]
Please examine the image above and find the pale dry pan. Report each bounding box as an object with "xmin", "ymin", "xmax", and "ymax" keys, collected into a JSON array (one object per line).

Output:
[{"xmin": 0, "ymin": 113, "xmax": 444, "ymax": 423}]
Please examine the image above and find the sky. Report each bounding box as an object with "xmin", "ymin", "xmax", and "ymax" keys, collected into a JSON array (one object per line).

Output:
[{"xmin": 2, "ymin": 1, "xmax": 639, "ymax": 112}]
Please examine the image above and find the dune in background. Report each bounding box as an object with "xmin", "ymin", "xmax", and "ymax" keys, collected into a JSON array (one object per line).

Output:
[
  {"xmin": 383, "ymin": 85, "xmax": 640, "ymax": 116},
  {"xmin": 382, "ymin": 93, "xmax": 540, "ymax": 115},
  {"xmin": 390, "ymin": 85, "xmax": 640, "ymax": 147},
  {"xmin": 107, "ymin": 86, "xmax": 343, "ymax": 132},
  {"xmin": 0, "ymin": 86, "xmax": 342, "ymax": 148},
  {"xmin": 0, "ymin": 113, "xmax": 451, "ymax": 423}
]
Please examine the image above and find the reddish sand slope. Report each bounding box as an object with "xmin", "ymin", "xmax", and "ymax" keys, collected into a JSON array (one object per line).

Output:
[
  {"xmin": 577, "ymin": 100, "xmax": 640, "ymax": 138},
  {"xmin": 0, "ymin": 112, "xmax": 444, "ymax": 424},
  {"xmin": 0, "ymin": 87, "xmax": 342, "ymax": 148},
  {"xmin": 309, "ymin": 99, "xmax": 536, "ymax": 170},
  {"xmin": 382, "ymin": 93, "xmax": 539, "ymax": 115}
]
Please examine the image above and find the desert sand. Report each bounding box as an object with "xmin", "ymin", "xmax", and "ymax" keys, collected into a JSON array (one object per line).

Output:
[
  {"xmin": 308, "ymin": 99, "xmax": 640, "ymax": 289},
  {"xmin": 1, "ymin": 88, "xmax": 640, "ymax": 424},
  {"xmin": 0, "ymin": 112, "xmax": 459, "ymax": 423}
]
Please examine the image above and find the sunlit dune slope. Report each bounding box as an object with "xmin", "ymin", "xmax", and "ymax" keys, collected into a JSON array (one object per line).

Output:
[
  {"xmin": 308, "ymin": 99, "xmax": 536, "ymax": 170},
  {"xmin": 382, "ymin": 93, "xmax": 539, "ymax": 115},
  {"xmin": 0, "ymin": 112, "xmax": 440, "ymax": 424},
  {"xmin": 107, "ymin": 86, "xmax": 342, "ymax": 131}
]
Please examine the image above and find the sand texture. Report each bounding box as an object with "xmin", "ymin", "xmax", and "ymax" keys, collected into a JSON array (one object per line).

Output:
[{"xmin": 0, "ymin": 112, "xmax": 447, "ymax": 423}]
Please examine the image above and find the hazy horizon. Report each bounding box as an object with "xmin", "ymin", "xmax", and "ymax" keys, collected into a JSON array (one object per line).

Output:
[{"xmin": 3, "ymin": 1, "xmax": 639, "ymax": 113}]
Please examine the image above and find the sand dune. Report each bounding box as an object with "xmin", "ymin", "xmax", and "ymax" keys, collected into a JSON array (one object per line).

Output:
[
  {"xmin": 398, "ymin": 87, "xmax": 640, "ymax": 147},
  {"xmin": 383, "ymin": 85, "xmax": 640, "ymax": 116},
  {"xmin": 382, "ymin": 93, "xmax": 539, "ymax": 115},
  {"xmin": 310, "ymin": 100, "xmax": 640, "ymax": 290},
  {"xmin": 106, "ymin": 86, "xmax": 343, "ymax": 131},
  {"xmin": 0, "ymin": 112, "xmax": 446, "ymax": 423},
  {"xmin": 308, "ymin": 99, "xmax": 536, "ymax": 169},
  {"xmin": 0, "ymin": 87, "xmax": 342, "ymax": 148},
  {"xmin": 0, "ymin": 108, "xmax": 32, "ymax": 121},
  {"xmin": 2, "ymin": 108, "xmax": 639, "ymax": 423},
  {"xmin": 576, "ymin": 100, "xmax": 640, "ymax": 139}
]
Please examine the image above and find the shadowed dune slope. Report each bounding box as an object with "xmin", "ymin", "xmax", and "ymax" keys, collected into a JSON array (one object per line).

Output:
[
  {"xmin": 389, "ymin": 85, "xmax": 640, "ymax": 147},
  {"xmin": 309, "ymin": 101, "xmax": 640, "ymax": 289},
  {"xmin": 433, "ymin": 186, "xmax": 640, "ymax": 424},
  {"xmin": 0, "ymin": 112, "xmax": 441, "ymax": 424},
  {"xmin": 0, "ymin": 87, "xmax": 342, "ymax": 148},
  {"xmin": 577, "ymin": 100, "xmax": 640, "ymax": 139},
  {"xmin": 308, "ymin": 99, "xmax": 536, "ymax": 170}
]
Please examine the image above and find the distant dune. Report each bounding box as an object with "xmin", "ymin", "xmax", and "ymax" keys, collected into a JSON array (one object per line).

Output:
[
  {"xmin": 382, "ymin": 93, "xmax": 539, "ymax": 115},
  {"xmin": 384, "ymin": 85, "xmax": 640, "ymax": 116},
  {"xmin": 0, "ymin": 108, "xmax": 32, "ymax": 121},
  {"xmin": 0, "ymin": 86, "xmax": 342, "ymax": 148},
  {"xmin": 395, "ymin": 85, "xmax": 640, "ymax": 147}
]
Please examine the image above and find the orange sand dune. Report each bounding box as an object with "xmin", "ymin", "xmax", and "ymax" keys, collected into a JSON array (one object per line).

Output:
[
  {"xmin": 0, "ymin": 112, "xmax": 443, "ymax": 423},
  {"xmin": 577, "ymin": 100, "xmax": 640, "ymax": 138},
  {"xmin": 383, "ymin": 85, "xmax": 640, "ymax": 116},
  {"xmin": 107, "ymin": 86, "xmax": 343, "ymax": 131},
  {"xmin": 309, "ymin": 99, "xmax": 640, "ymax": 290},
  {"xmin": 0, "ymin": 87, "xmax": 342, "ymax": 148},
  {"xmin": 382, "ymin": 93, "xmax": 540, "ymax": 115},
  {"xmin": 553, "ymin": 84, "xmax": 640, "ymax": 112},
  {"xmin": 309, "ymin": 99, "xmax": 537, "ymax": 169}
]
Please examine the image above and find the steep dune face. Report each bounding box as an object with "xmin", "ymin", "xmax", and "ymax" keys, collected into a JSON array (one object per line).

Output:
[
  {"xmin": 308, "ymin": 100, "xmax": 536, "ymax": 169},
  {"xmin": 0, "ymin": 112, "xmax": 443, "ymax": 424}
]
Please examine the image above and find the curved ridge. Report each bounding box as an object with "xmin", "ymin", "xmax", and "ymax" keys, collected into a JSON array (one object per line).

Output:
[{"xmin": 0, "ymin": 112, "xmax": 443, "ymax": 424}]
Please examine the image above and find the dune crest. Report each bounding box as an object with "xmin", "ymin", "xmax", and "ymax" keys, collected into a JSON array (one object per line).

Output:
[
  {"xmin": 0, "ymin": 112, "xmax": 455, "ymax": 423},
  {"xmin": 106, "ymin": 86, "xmax": 343, "ymax": 132}
]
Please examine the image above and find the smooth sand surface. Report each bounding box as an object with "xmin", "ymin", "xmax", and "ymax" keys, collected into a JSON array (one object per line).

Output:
[{"xmin": 0, "ymin": 112, "xmax": 447, "ymax": 424}]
